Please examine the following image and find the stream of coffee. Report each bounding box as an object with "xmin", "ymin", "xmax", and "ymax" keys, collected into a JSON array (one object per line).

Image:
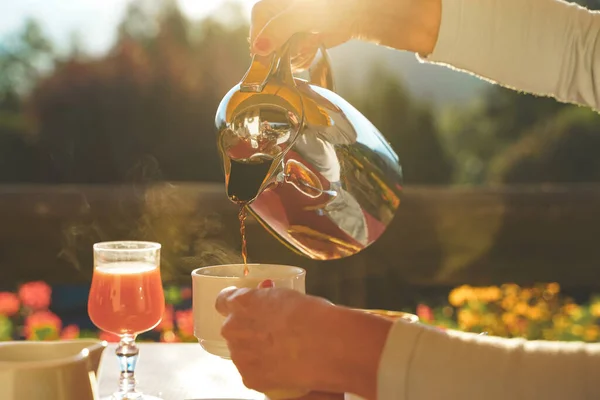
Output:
[
  {"xmin": 227, "ymin": 158, "xmax": 274, "ymax": 277},
  {"xmin": 238, "ymin": 205, "xmax": 249, "ymax": 276}
]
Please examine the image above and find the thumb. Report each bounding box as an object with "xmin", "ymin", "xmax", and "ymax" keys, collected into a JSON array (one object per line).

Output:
[
  {"xmin": 252, "ymin": 2, "xmax": 318, "ymax": 56},
  {"xmin": 215, "ymin": 286, "xmax": 239, "ymax": 316}
]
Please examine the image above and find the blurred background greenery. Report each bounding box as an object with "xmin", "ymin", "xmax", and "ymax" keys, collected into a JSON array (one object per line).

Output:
[{"xmin": 2, "ymin": 0, "xmax": 599, "ymax": 187}]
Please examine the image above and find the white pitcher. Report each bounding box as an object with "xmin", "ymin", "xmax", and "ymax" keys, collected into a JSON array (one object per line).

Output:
[{"xmin": 0, "ymin": 339, "xmax": 107, "ymax": 400}]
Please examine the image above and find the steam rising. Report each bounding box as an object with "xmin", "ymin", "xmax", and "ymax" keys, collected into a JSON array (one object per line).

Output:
[{"xmin": 59, "ymin": 155, "xmax": 242, "ymax": 280}]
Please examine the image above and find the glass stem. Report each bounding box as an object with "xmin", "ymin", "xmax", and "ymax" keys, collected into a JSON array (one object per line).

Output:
[{"xmin": 116, "ymin": 334, "xmax": 139, "ymax": 395}]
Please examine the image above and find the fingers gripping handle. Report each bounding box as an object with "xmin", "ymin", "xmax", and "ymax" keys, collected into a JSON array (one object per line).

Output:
[{"xmin": 240, "ymin": 33, "xmax": 334, "ymax": 93}]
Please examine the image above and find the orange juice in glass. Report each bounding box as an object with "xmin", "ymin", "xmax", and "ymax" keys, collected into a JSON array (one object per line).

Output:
[{"xmin": 89, "ymin": 241, "xmax": 164, "ymax": 400}]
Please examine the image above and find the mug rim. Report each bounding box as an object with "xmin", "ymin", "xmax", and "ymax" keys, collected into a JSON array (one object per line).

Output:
[
  {"xmin": 355, "ymin": 308, "xmax": 420, "ymax": 323},
  {"xmin": 191, "ymin": 263, "xmax": 306, "ymax": 279}
]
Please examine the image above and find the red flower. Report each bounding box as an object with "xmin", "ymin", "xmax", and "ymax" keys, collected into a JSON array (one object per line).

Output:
[
  {"xmin": 175, "ymin": 309, "xmax": 194, "ymax": 337},
  {"xmin": 18, "ymin": 281, "xmax": 52, "ymax": 310},
  {"xmin": 180, "ymin": 287, "xmax": 192, "ymax": 300},
  {"xmin": 416, "ymin": 304, "xmax": 434, "ymax": 323},
  {"xmin": 99, "ymin": 331, "xmax": 121, "ymax": 343},
  {"xmin": 24, "ymin": 310, "xmax": 62, "ymax": 340},
  {"xmin": 154, "ymin": 305, "xmax": 174, "ymax": 332},
  {"xmin": 0, "ymin": 292, "xmax": 20, "ymax": 316},
  {"xmin": 60, "ymin": 324, "xmax": 80, "ymax": 340}
]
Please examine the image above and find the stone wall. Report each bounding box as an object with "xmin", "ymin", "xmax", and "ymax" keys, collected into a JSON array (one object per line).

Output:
[{"xmin": 2, "ymin": 183, "xmax": 600, "ymax": 309}]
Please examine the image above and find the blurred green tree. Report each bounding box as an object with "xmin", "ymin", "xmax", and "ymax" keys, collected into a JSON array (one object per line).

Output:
[
  {"xmin": 440, "ymin": 88, "xmax": 570, "ymax": 185},
  {"xmin": 2, "ymin": 0, "xmax": 597, "ymax": 186},
  {"xmin": 0, "ymin": 18, "xmax": 54, "ymax": 96},
  {"xmin": 489, "ymin": 107, "xmax": 600, "ymax": 184},
  {"xmin": 439, "ymin": 0, "xmax": 600, "ymax": 185},
  {"xmin": 0, "ymin": 19, "xmax": 54, "ymax": 182},
  {"xmin": 350, "ymin": 65, "xmax": 454, "ymax": 184},
  {"xmin": 27, "ymin": 0, "xmax": 250, "ymax": 184}
]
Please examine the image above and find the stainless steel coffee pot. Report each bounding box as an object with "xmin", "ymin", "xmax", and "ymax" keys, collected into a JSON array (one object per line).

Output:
[{"xmin": 215, "ymin": 34, "xmax": 403, "ymax": 260}]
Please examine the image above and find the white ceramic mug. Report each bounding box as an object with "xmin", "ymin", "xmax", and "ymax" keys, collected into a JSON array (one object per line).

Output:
[
  {"xmin": 191, "ymin": 263, "xmax": 306, "ymax": 359},
  {"xmin": 192, "ymin": 263, "xmax": 308, "ymax": 400}
]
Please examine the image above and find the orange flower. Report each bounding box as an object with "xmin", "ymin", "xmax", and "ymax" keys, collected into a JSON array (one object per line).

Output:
[
  {"xmin": 501, "ymin": 283, "xmax": 520, "ymax": 296},
  {"xmin": 99, "ymin": 331, "xmax": 121, "ymax": 343},
  {"xmin": 458, "ymin": 309, "xmax": 476, "ymax": 329},
  {"xmin": 24, "ymin": 310, "xmax": 62, "ymax": 340},
  {"xmin": 18, "ymin": 281, "xmax": 52, "ymax": 310},
  {"xmin": 552, "ymin": 315, "xmax": 569, "ymax": 330},
  {"xmin": 161, "ymin": 330, "xmax": 181, "ymax": 343},
  {"xmin": 563, "ymin": 303, "xmax": 583, "ymax": 320},
  {"xmin": 449, "ymin": 285, "xmax": 473, "ymax": 307},
  {"xmin": 154, "ymin": 305, "xmax": 174, "ymax": 332},
  {"xmin": 515, "ymin": 318, "xmax": 528, "ymax": 335},
  {"xmin": 514, "ymin": 301, "xmax": 529, "ymax": 316},
  {"xmin": 584, "ymin": 326, "xmax": 599, "ymax": 342},
  {"xmin": 0, "ymin": 292, "xmax": 20, "ymax": 316},
  {"xmin": 526, "ymin": 306, "xmax": 543, "ymax": 321},
  {"xmin": 416, "ymin": 304, "xmax": 434, "ymax": 323},
  {"xmin": 60, "ymin": 324, "xmax": 80, "ymax": 340},
  {"xmin": 571, "ymin": 324, "xmax": 584, "ymax": 337},
  {"xmin": 591, "ymin": 302, "xmax": 600, "ymax": 318},
  {"xmin": 547, "ymin": 282, "xmax": 560, "ymax": 295},
  {"xmin": 175, "ymin": 309, "xmax": 194, "ymax": 337},
  {"xmin": 502, "ymin": 312, "xmax": 517, "ymax": 327},
  {"xmin": 481, "ymin": 287, "xmax": 502, "ymax": 303}
]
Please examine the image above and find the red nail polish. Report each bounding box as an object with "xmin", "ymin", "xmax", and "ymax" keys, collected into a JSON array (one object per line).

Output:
[
  {"xmin": 259, "ymin": 279, "xmax": 274, "ymax": 288},
  {"xmin": 254, "ymin": 37, "xmax": 271, "ymax": 54}
]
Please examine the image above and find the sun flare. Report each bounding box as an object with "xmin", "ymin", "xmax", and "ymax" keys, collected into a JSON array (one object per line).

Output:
[{"xmin": 177, "ymin": 0, "xmax": 255, "ymax": 19}]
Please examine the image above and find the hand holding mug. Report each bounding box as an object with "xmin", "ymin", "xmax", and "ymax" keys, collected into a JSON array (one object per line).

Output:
[{"xmin": 215, "ymin": 282, "xmax": 335, "ymax": 397}]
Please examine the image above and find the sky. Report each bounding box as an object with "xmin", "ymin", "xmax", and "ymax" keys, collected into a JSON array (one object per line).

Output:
[{"xmin": 0, "ymin": 0, "xmax": 255, "ymax": 54}]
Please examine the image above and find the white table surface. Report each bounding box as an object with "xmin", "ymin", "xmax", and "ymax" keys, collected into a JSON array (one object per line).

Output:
[{"xmin": 98, "ymin": 343, "xmax": 262, "ymax": 400}]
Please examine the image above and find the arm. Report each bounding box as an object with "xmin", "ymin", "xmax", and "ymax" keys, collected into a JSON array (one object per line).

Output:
[
  {"xmin": 251, "ymin": 0, "xmax": 599, "ymax": 110},
  {"xmin": 378, "ymin": 321, "xmax": 600, "ymax": 399},
  {"xmin": 420, "ymin": 0, "xmax": 600, "ymax": 111}
]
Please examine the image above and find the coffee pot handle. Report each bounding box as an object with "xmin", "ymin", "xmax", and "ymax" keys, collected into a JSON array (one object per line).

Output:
[
  {"xmin": 307, "ymin": 43, "xmax": 335, "ymax": 92},
  {"xmin": 240, "ymin": 33, "xmax": 335, "ymax": 93}
]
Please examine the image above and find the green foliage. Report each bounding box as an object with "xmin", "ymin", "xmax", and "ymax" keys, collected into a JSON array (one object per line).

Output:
[
  {"xmin": 0, "ymin": 18, "xmax": 54, "ymax": 96},
  {"xmin": 489, "ymin": 107, "xmax": 600, "ymax": 184},
  {"xmin": 350, "ymin": 65, "xmax": 454, "ymax": 184},
  {"xmin": 0, "ymin": 19, "xmax": 53, "ymax": 183},
  {"xmin": 440, "ymin": 87, "xmax": 571, "ymax": 184},
  {"xmin": 164, "ymin": 285, "xmax": 183, "ymax": 305},
  {"xmin": 0, "ymin": 0, "xmax": 598, "ymax": 187},
  {"xmin": 25, "ymin": 0, "xmax": 251, "ymax": 184},
  {"xmin": 0, "ymin": 1, "xmax": 453, "ymax": 186},
  {"xmin": 0, "ymin": 315, "xmax": 13, "ymax": 341}
]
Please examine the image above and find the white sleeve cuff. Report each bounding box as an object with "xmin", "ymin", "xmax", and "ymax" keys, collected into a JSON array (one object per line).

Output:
[{"xmin": 376, "ymin": 320, "xmax": 425, "ymax": 400}]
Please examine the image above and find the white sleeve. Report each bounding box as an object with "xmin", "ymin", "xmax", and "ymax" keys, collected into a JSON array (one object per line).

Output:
[
  {"xmin": 377, "ymin": 320, "xmax": 600, "ymax": 400},
  {"xmin": 420, "ymin": 0, "xmax": 600, "ymax": 111}
]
